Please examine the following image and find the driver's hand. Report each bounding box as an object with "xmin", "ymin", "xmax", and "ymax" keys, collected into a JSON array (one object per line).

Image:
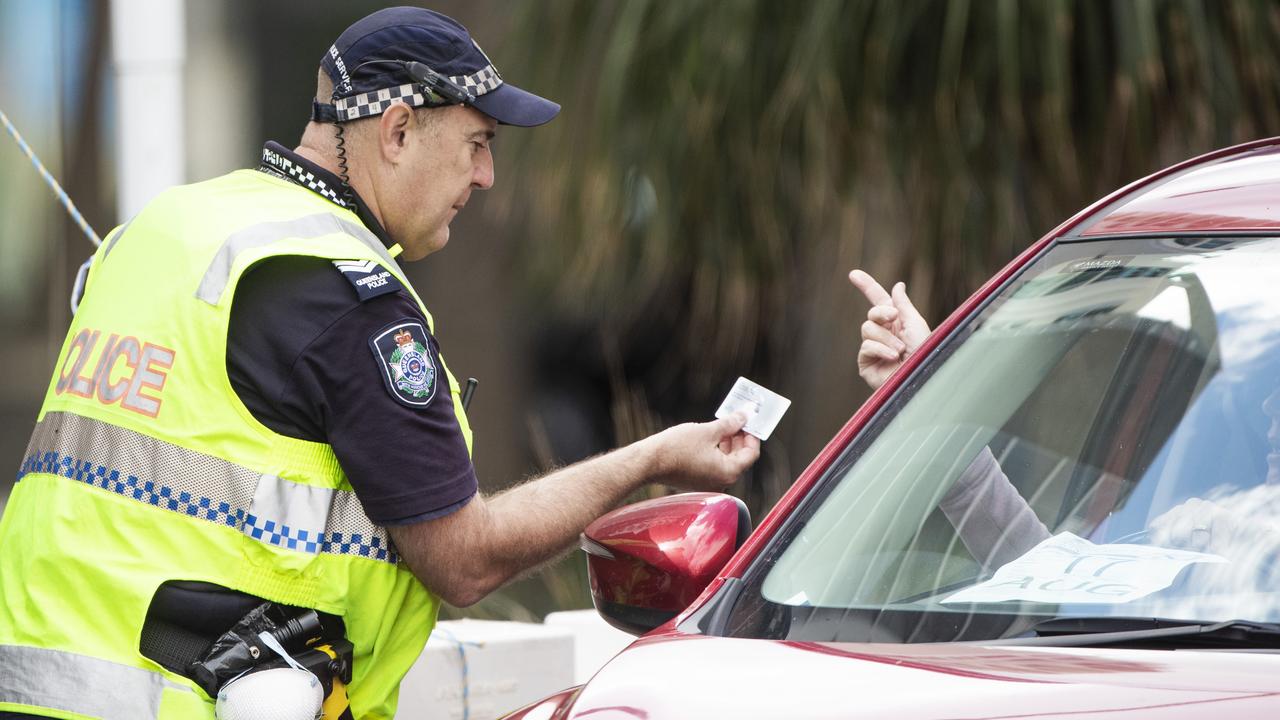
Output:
[
  {"xmin": 646, "ymin": 413, "xmax": 760, "ymax": 491},
  {"xmin": 849, "ymin": 269, "xmax": 931, "ymax": 390},
  {"xmin": 1148, "ymin": 497, "xmax": 1236, "ymax": 552}
]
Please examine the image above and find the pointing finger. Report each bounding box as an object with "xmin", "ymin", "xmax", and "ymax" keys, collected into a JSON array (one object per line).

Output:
[{"xmin": 849, "ymin": 269, "xmax": 892, "ymax": 307}]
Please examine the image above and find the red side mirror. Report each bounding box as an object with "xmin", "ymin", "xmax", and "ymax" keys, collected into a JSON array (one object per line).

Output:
[{"xmin": 581, "ymin": 492, "xmax": 751, "ymax": 635}]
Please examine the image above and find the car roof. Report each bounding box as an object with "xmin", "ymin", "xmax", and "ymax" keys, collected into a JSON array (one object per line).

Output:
[{"xmin": 1070, "ymin": 137, "xmax": 1280, "ymax": 237}]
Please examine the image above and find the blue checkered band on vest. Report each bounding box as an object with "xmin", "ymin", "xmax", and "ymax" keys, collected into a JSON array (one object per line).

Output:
[{"xmin": 17, "ymin": 412, "xmax": 399, "ymax": 563}]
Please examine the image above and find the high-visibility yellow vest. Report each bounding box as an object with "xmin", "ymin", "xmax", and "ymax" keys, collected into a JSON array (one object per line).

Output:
[{"xmin": 0, "ymin": 169, "xmax": 473, "ymax": 719}]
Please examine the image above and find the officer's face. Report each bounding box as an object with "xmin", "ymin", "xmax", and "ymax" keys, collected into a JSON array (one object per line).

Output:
[{"xmin": 387, "ymin": 105, "xmax": 497, "ymax": 260}]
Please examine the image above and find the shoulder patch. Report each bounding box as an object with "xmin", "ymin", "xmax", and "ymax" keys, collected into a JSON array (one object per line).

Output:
[
  {"xmin": 370, "ymin": 320, "xmax": 438, "ymax": 408},
  {"xmin": 333, "ymin": 259, "xmax": 404, "ymax": 302}
]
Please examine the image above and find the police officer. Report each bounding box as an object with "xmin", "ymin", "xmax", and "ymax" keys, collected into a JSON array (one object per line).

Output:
[{"xmin": 0, "ymin": 8, "xmax": 759, "ymax": 719}]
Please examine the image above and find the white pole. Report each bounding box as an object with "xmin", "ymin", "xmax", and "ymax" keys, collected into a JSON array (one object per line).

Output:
[{"xmin": 110, "ymin": 0, "xmax": 185, "ymax": 222}]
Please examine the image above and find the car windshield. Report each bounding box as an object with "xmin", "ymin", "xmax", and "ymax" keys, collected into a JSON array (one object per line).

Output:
[{"xmin": 724, "ymin": 236, "xmax": 1280, "ymax": 644}]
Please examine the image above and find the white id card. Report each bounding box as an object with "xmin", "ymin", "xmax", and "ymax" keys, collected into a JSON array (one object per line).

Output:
[{"xmin": 715, "ymin": 377, "xmax": 791, "ymax": 440}]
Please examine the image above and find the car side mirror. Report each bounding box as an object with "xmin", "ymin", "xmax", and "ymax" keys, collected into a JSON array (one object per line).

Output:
[{"xmin": 580, "ymin": 492, "xmax": 751, "ymax": 635}]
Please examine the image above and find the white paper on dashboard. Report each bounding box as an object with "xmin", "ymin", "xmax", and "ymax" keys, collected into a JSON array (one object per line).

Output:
[
  {"xmin": 715, "ymin": 376, "xmax": 791, "ymax": 441},
  {"xmin": 941, "ymin": 532, "xmax": 1227, "ymax": 605}
]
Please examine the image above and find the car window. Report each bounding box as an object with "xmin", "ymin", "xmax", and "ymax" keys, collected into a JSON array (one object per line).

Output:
[{"xmin": 726, "ymin": 237, "xmax": 1280, "ymax": 643}]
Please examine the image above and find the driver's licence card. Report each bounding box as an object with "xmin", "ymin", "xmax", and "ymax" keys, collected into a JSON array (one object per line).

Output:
[{"xmin": 715, "ymin": 377, "xmax": 791, "ymax": 440}]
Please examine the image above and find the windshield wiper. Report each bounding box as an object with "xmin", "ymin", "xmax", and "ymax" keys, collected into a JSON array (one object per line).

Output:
[{"xmin": 999, "ymin": 617, "xmax": 1280, "ymax": 649}]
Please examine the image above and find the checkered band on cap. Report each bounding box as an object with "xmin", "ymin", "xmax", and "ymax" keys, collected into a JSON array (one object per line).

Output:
[
  {"xmin": 333, "ymin": 64, "xmax": 504, "ymax": 121},
  {"xmin": 336, "ymin": 83, "xmax": 427, "ymax": 122},
  {"xmin": 450, "ymin": 64, "xmax": 502, "ymax": 97}
]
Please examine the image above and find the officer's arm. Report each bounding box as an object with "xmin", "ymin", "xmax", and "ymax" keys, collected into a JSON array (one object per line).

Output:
[{"xmin": 387, "ymin": 414, "xmax": 759, "ymax": 607}]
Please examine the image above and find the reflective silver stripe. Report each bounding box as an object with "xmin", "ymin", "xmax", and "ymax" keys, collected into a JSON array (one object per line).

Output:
[
  {"xmin": 246, "ymin": 474, "xmax": 333, "ymax": 549},
  {"xmin": 19, "ymin": 412, "xmax": 398, "ymax": 563},
  {"xmin": 241, "ymin": 474, "xmax": 393, "ymax": 560},
  {"xmin": 195, "ymin": 212, "xmax": 398, "ymax": 305},
  {"xmin": 0, "ymin": 644, "xmax": 188, "ymax": 720}
]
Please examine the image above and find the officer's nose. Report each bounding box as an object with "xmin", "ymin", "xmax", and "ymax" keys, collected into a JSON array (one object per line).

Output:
[{"xmin": 472, "ymin": 148, "xmax": 494, "ymax": 190}]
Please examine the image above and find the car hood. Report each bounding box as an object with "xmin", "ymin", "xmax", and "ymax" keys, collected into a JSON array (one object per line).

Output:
[{"xmin": 558, "ymin": 633, "xmax": 1280, "ymax": 719}]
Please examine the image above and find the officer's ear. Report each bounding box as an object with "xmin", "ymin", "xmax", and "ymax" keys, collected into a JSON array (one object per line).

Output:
[{"xmin": 377, "ymin": 102, "xmax": 415, "ymax": 161}]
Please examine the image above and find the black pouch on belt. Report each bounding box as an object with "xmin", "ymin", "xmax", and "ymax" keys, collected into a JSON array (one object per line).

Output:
[{"xmin": 139, "ymin": 581, "xmax": 350, "ymax": 697}]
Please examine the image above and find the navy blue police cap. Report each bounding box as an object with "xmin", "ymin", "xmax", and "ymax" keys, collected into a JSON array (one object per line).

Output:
[{"xmin": 313, "ymin": 6, "xmax": 559, "ymax": 127}]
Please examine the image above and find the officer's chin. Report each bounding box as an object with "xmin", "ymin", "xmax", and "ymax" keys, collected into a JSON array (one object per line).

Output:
[{"xmin": 403, "ymin": 226, "xmax": 449, "ymax": 262}]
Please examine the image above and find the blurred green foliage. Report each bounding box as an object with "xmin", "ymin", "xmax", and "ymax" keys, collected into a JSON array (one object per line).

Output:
[
  {"xmin": 470, "ymin": 0, "xmax": 1280, "ymax": 618},
  {"xmin": 500, "ymin": 0, "xmax": 1280, "ymax": 396}
]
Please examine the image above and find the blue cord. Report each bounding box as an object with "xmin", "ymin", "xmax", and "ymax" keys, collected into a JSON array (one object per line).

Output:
[{"xmin": 0, "ymin": 106, "xmax": 101, "ymax": 247}]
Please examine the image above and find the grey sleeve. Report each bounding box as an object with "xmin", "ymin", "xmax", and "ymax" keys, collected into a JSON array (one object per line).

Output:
[{"xmin": 939, "ymin": 447, "xmax": 1051, "ymax": 570}]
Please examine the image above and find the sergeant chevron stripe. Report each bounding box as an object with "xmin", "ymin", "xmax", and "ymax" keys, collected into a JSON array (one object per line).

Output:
[{"xmin": 334, "ymin": 259, "xmax": 380, "ymax": 274}]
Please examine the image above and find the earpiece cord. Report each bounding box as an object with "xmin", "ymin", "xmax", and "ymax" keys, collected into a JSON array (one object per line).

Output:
[{"xmin": 332, "ymin": 120, "xmax": 356, "ymax": 210}]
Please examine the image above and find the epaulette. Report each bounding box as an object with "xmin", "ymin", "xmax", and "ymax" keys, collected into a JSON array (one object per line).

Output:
[{"xmin": 331, "ymin": 259, "xmax": 405, "ymax": 302}]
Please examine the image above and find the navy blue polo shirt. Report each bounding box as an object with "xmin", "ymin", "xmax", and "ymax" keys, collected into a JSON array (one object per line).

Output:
[{"xmin": 230, "ymin": 142, "xmax": 478, "ymax": 525}]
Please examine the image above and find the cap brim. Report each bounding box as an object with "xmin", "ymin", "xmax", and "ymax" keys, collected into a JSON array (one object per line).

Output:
[{"xmin": 470, "ymin": 82, "xmax": 560, "ymax": 127}]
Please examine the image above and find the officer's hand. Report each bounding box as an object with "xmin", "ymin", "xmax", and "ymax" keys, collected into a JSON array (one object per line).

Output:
[
  {"xmin": 849, "ymin": 269, "xmax": 931, "ymax": 390},
  {"xmin": 648, "ymin": 413, "xmax": 760, "ymax": 491}
]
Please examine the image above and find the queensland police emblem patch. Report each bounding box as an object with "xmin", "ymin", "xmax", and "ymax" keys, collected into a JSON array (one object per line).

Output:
[{"xmin": 370, "ymin": 320, "xmax": 437, "ymax": 407}]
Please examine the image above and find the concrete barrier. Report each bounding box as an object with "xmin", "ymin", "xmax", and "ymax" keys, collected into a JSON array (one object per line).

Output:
[{"xmin": 398, "ymin": 619, "xmax": 575, "ymax": 719}]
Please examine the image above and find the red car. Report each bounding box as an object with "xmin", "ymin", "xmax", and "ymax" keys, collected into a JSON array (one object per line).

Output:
[{"xmin": 505, "ymin": 137, "xmax": 1280, "ymax": 719}]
